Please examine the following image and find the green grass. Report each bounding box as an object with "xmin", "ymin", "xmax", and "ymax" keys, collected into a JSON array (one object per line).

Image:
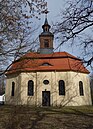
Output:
[{"xmin": 0, "ymin": 105, "xmax": 93, "ymax": 129}]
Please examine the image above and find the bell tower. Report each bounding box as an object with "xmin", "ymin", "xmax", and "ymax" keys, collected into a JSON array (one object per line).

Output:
[{"xmin": 39, "ymin": 11, "xmax": 54, "ymax": 54}]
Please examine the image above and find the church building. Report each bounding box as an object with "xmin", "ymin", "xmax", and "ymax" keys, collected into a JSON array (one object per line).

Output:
[{"xmin": 5, "ymin": 15, "xmax": 92, "ymax": 106}]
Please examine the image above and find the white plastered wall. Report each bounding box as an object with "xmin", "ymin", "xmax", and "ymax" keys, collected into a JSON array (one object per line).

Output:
[
  {"xmin": 5, "ymin": 74, "xmax": 21, "ymax": 105},
  {"xmin": 5, "ymin": 71, "xmax": 92, "ymax": 106}
]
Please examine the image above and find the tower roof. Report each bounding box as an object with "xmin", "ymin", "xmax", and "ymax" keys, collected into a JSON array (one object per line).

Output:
[
  {"xmin": 40, "ymin": 16, "xmax": 53, "ymax": 37},
  {"xmin": 44, "ymin": 16, "xmax": 49, "ymax": 25},
  {"xmin": 42, "ymin": 16, "xmax": 50, "ymax": 28},
  {"xmin": 43, "ymin": 10, "xmax": 50, "ymax": 26},
  {"xmin": 41, "ymin": 12, "xmax": 52, "ymax": 35}
]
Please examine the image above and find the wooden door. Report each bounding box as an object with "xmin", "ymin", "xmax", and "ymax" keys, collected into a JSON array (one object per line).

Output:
[{"xmin": 42, "ymin": 91, "xmax": 50, "ymax": 106}]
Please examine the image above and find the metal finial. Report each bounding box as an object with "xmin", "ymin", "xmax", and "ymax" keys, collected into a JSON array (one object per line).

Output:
[
  {"xmin": 44, "ymin": 9, "xmax": 49, "ymax": 14},
  {"xmin": 44, "ymin": 9, "xmax": 49, "ymax": 18}
]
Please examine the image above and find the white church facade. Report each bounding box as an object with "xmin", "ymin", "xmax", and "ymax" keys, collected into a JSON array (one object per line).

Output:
[{"xmin": 5, "ymin": 15, "xmax": 92, "ymax": 106}]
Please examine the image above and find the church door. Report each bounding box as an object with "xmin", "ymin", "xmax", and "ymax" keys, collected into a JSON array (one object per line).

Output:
[{"xmin": 42, "ymin": 91, "xmax": 50, "ymax": 106}]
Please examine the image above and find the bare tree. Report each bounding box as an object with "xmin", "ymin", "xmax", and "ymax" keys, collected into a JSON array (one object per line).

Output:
[
  {"xmin": 0, "ymin": 0, "xmax": 47, "ymax": 74},
  {"xmin": 53, "ymin": 0, "xmax": 93, "ymax": 67}
]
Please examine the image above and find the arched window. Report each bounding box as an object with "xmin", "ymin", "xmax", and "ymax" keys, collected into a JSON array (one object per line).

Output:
[
  {"xmin": 11, "ymin": 82, "xmax": 15, "ymax": 96},
  {"xmin": 59, "ymin": 80, "xmax": 65, "ymax": 95},
  {"xmin": 28, "ymin": 80, "xmax": 34, "ymax": 96},
  {"xmin": 79, "ymin": 81, "xmax": 84, "ymax": 96}
]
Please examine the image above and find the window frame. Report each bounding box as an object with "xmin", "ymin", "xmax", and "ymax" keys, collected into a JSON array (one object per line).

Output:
[
  {"xmin": 11, "ymin": 82, "xmax": 15, "ymax": 96},
  {"xmin": 28, "ymin": 80, "xmax": 34, "ymax": 96},
  {"xmin": 59, "ymin": 80, "xmax": 65, "ymax": 96},
  {"xmin": 79, "ymin": 81, "xmax": 84, "ymax": 96}
]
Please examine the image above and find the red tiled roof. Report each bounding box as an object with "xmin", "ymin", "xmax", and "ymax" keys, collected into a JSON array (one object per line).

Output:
[{"xmin": 6, "ymin": 52, "xmax": 89, "ymax": 75}]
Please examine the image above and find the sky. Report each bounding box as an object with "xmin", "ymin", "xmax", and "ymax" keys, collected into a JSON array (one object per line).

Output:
[{"xmin": 46, "ymin": 0, "xmax": 65, "ymax": 22}]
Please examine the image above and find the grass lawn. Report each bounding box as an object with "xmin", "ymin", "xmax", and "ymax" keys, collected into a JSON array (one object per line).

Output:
[{"xmin": 0, "ymin": 105, "xmax": 93, "ymax": 129}]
